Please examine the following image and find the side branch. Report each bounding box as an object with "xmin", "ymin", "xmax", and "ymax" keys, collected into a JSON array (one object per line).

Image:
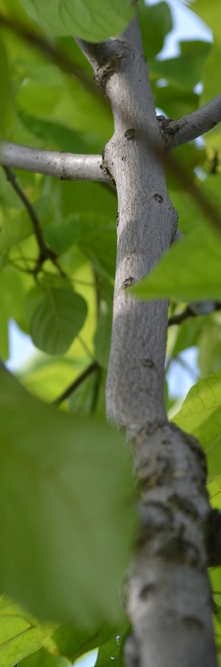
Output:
[
  {"xmin": 160, "ymin": 92, "xmax": 221, "ymax": 150},
  {"xmin": 0, "ymin": 142, "xmax": 109, "ymax": 182}
]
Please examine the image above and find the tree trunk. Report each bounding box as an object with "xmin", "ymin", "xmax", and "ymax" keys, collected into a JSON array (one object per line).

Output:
[{"xmin": 77, "ymin": 16, "xmax": 217, "ymax": 667}]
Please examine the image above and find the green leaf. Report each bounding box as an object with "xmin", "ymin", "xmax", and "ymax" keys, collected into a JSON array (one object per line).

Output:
[
  {"xmin": 19, "ymin": 0, "xmax": 134, "ymax": 41},
  {"xmin": 132, "ymin": 222, "xmax": 221, "ymax": 302},
  {"xmin": 31, "ymin": 287, "xmax": 87, "ymax": 355},
  {"xmin": 21, "ymin": 647, "xmax": 68, "ymax": 667},
  {"xmin": 194, "ymin": 0, "xmax": 220, "ymax": 45},
  {"xmin": 172, "ymin": 367, "xmax": 221, "ymax": 477},
  {"xmin": 45, "ymin": 213, "xmax": 117, "ymax": 279},
  {"xmin": 0, "ymin": 595, "xmax": 41, "ymax": 667},
  {"xmin": 18, "ymin": 110, "xmax": 93, "ymax": 153},
  {"xmin": 0, "ymin": 197, "xmax": 54, "ymax": 253},
  {"xmin": 0, "ymin": 368, "xmax": 136, "ymax": 625},
  {"xmin": 149, "ymin": 40, "xmax": 211, "ymax": 91},
  {"xmin": 94, "ymin": 300, "xmax": 112, "ymax": 369},
  {"xmin": 138, "ymin": 1, "xmax": 173, "ymax": 61},
  {"xmin": 39, "ymin": 622, "xmax": 119, "ymax": 663},
  {"xmin": 0, "ymin": 35, "xmax": 10, "ymax": 133}
]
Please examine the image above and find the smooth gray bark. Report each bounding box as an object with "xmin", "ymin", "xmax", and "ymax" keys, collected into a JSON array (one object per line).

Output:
[
  {"xmin": 76, "ymin": 16, "xmax": 217, "ymax": 667},
  {"xmin": 0, "ymin": 142, "xmax": 107, "ymax": 182}
]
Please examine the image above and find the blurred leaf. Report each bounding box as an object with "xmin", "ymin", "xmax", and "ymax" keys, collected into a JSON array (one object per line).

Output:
[
  {"xmin": 139, "ymin": 1, "xmax": 173, "ymax": 60},
  {"xmin": 17, "ymin": 110, "xmax": 95, "ymax": 153},
  {"xmin": 21, "ymin": 647, "xmax": 68, "ymax": 667},
  {"xmin": 150, "ymin": 40, "xmax": 211, "ymax": 91},
  {"xmin": 39, "ymin": 622, "xmax": 119, "ymax": 662},
  {"xmin": 153, "ymin": 84, "xmax": 199, "ymax": 118},
  {"xmin": 0, "ymin": 367, "xmax": 136, "ymax": 625},
  {"xmin": 0, "ymin": 34, "xmax": 10, "ymax": 133},
  {"xmin": 0, "ymin": 197, "xmax": 54, "ymax": 253},
  {"xmin": 194, "ymin": 0, "xmax": 220, "ymax": 44},
  {"xmin": 94, "ymin": 300, "xmax": 112, "ymax": 369},
  {"xmin": 0, "ymin": 595, "xmax": 41, "ymax": 667},
  {"xmin": 31, "ymin": 287, "xmax": 87, "ymax": 354},
  {"xmin": 132, "ymin": 222, "xmax": 221, "ymax": 302},
  {"xmin": 19, "ymin": 0, "xmax": 134, "ymax": 41}
]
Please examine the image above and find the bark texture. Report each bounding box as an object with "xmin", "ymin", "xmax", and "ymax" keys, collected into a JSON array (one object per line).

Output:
[{"xmin": 77, "ymin": 17, "xmax": 217, "ymax": 667}]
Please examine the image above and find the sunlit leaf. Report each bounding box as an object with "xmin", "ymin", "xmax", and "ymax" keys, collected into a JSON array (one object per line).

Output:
[
  {"xmin": 132, "ymin": 222, "xmax": 221, "ymax": 302},
  {"xmin": 0, "ymin": 595, "xmax": 41, "ymax": 667},
  {"xmin": 172, "ymin": 367, "xmax": 221, "ymax": 478},
  {"xmin": 31, "ymin": 287, "xmax": 87, "ymax": 354},
  {"xmin": 19, "ymin": 0, "xmax": 134, "ymax": 41},
  {"xmin": 0, "ymin": 368, "xmax": 136, "ymax": 625}
]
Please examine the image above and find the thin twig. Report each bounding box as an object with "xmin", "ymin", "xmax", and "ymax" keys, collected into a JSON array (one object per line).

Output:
[
  {"xmin": 52, "ymin": 360, "xmax": 99, "ymax": 406},
  {"xmin": 3, "ymin": 166, "xmax": 65, "ymax": 275},
  {"xmin": 168, "ymin": 301, "xmax": 221, "ymax": 326}
]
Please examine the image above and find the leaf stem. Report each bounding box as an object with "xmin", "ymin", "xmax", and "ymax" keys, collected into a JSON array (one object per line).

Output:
[
  {"xmin": 52, "ymin": 360, "xmax": 99, "ymax": 406},
  {"xmin": 3, "ymin": 166, "xmax": 65, "ymax": 276}
]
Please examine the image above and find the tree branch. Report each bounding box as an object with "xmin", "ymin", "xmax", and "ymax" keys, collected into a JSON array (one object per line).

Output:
[
  {"xmin": 0, "ymin": 142, "xmax": 109, "ymax": 182},
  {"xmin": 159, "ymin": 93, "xmax": 221, "ymax": 150},
  {"xmin": 52, "ymin": 360, "xmax": 99, "ymax": 406}
]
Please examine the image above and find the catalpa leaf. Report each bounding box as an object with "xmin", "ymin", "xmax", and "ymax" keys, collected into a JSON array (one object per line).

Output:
[
  {"xmin": 0, "ymin": 368, "xmax": 135, "ymax": 626},
  {"xmin": 132, "ymin": 222, "xmax": 221, "ymax": 302},
  {"xmin": 0, "ymin": 595, "xmax": 41, "ymax": 667},
  {"xmin": 19, "ymin": 0, "xmax": 134, "ymax": 42},
  {"xmin": 31, "ymin": 287, "xmax": 87, "ymax": 355}
]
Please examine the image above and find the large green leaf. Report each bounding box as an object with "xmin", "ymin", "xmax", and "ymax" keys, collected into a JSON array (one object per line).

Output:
[
  {"xmin": 132, "ymin": 221, "xmax": 221, "ymax": 302},
  {"xmin": 31, "ymin": 287, "xmax": 87, "ymax": 354},
  {"xmin": 0, "ymin": 595, "xmax": 41, "ymax": 667},
  {"xmin": 0, "ymin": 367, "xmax": 135, "ymax": 625},
  {"xmin": 19, "ymin": 0, "xmax": 134, "ymax": 41},
  {"xmin": 139, "ymin": 1, "xmax": 173, "ymax": 61}
]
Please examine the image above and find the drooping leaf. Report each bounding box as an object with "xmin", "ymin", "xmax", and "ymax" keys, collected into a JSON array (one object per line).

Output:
[
  {"xmin": 31, "ymin": 287, "xmax": 87, "ymax": 354},
  {"xmin": 19, "ymin": 0, "xmax": 134, "ymax": 42},
  {"xmin": 132, "ymin": 221, "xmax": 221, "ymax": 302},
  {"xmin": 0, "ymin": 595, "xmax": 41, "ymax": 667},
  {"xmin": 0, "ymin": 367, "xmax": 136, "ymax": 625},
  {"xmin": 138, "ymin": 1, "xmax": 173, "ymax": 61}
]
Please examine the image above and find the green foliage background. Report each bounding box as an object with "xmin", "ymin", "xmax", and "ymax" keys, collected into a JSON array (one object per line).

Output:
[{"xmin": 1, "ymin": 0, "xmax": 221, "ymax": 664}]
